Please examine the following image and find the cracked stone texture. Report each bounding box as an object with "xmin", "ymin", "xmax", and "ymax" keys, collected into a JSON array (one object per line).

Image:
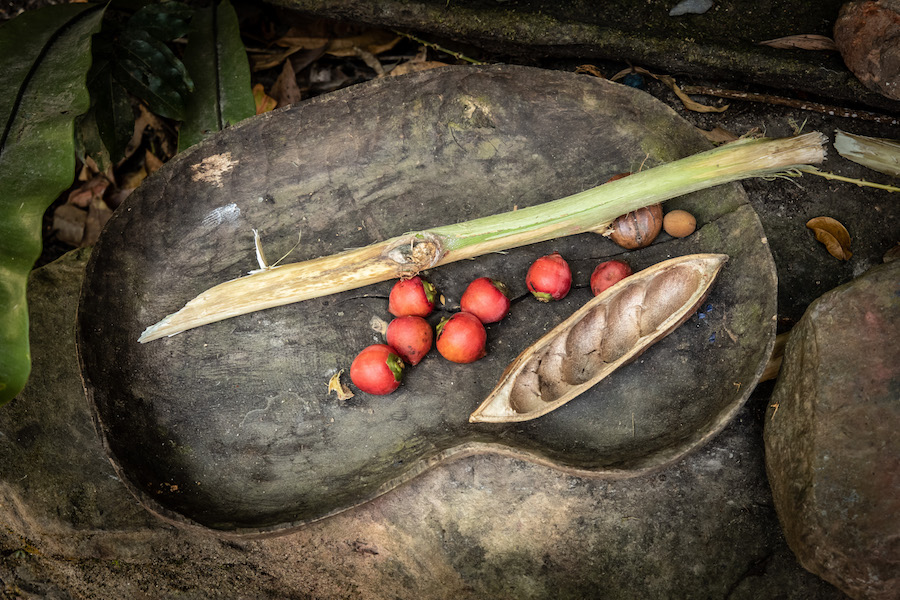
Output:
[{"xmin": 765, "ymin": 259, "xmax": 900, "ymax": 600}]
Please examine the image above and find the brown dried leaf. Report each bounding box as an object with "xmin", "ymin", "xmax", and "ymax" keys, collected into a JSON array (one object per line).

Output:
[
  {"xmin": 271, "ymin": 59, "xmax": 302, "ymax": 108},
  {"xmin": 328, "ymin": 370, "xmax": 354, "ymax": 401},
  {"xmin": 470, "ymin": 254, "xmax": 728, "ymax": 423},
  {"xmin": 759, "ymin": 34, "xmax": 837, "ymax": 51},
  {"xmin": 807, "ymin": 216, "xmax": 852, "ymax": 260},
  {"xmin": 700, "ymin": 126, "xmax": 739, "ymax": 144},
  {"xmin": 52, "ymin": 204, "xmax": 87, "ymax": 247},
  {"xmin": 610, "ymin": 66, "xmax": 728, "ymax": 113},
  {"xmin": 390, "ymin": 60, "xmax": 448, "ymax": 77},
  {"xmin": 575, "ymin": 64, "xmax": 606, "ymax": 78},
  {"xmin": 67, "ymin": 176, "xmax": 109, "ymax": 208},
  {"xmin": 82, "ymin": 197, "xmax": 113, "ymax": 247},
  {"xmin": 250, "ymin": 46, "xmax": 305, "ymax": 72},
  {"xmin": 144, "ymin": 149, "xmax": 164, "ymax": 175},
  {"xmin": 127, "ymin": 104, "xmax": 176, "ymax": 162},
  {"xmin": 390, "ymin": 48, "xmax": 449, "ymax": 77},
  {"xmin": 273, "ymin": 29, "xmax": 400, "ymax": 58}
]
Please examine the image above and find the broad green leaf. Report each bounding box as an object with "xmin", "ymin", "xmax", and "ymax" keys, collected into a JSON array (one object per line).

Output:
[
  {"xmin": 0, "ymin": 3, "xmax": 106, "ymax": 406},
  {"xmin": 87, "ymin": 58, "xmax": 134, "ymax": 163},
  {"xmin": 128, "ymin": 1, "xmax": 194, "ymax": 42},
  {"xmin": 116, "ymin": 27, "xmax": 193, "ymax": 119},
  {"xmin": 178, "ymin": 0, "xmax": 254, "ymax": 151}
]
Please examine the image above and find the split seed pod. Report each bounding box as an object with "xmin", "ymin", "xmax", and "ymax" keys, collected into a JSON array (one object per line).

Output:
[{"xmin": 469, "ymin": 253, "xmax": 728, "ymax": 423}]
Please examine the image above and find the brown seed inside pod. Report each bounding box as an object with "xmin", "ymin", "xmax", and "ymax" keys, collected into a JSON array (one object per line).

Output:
[{"xmin": 609, "ymin": 203, "xmax": 664, "ymax": 249}]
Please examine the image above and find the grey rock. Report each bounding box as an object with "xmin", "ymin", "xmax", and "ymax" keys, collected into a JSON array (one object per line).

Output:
[
  {"xmin": 765, "ymin": 259, "xmax": 900, "ymax": 600},
  {"xmin": 669, "ymin": 0, "xmax": 714, "ymax": 16}
]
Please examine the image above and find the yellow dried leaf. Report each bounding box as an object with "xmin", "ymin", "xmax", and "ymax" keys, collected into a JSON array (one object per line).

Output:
[
  {"xmin": 253, "ymin": 83, "xmax": 277, "ymax": 115},
  {"xmin": 807, "ymin": 216, "xmax": 852, "ymax": 260},
  {"xmin": 327, "ymin": 370, "xmax": 354, "ymax": 401}
]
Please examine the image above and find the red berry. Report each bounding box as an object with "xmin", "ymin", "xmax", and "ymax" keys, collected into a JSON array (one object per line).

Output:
[
  {"xmin": 526, "ymin": 252, "xmax": 572, "ymax": 302},
  {"xmin": 460, "ymin": 277, "xmax": 511, "ymax": 324},
  {"xmin": 389, "ymin": 276, "xmax": 436, "ymax": 317},
  {"xmin": 590, "ymin": 260, "xmax": 633, "ymax": 296},
  {"xmin": 386, "ymin": 316, "xmax": 433, "ymax": 366},
  {"xmin": 350, "ymin": 344, "xmax": 405, "ymax": 395},
  {"xmin": 435, "ymin": 312, "xmax": 487, "ymax": 364}
]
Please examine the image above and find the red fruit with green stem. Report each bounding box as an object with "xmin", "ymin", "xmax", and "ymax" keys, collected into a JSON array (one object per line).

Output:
[
  {"xmin": 436, "ymin": 312, "xmax": 487, "ymax": 363},
  {"xmin": 386, "ymin": 316, "xmax": 433, "ymax": 366},
  {"xmin": 590, "ymin": 260, "xmax": 633, "ymax": 296},
  {"xmin": 460, "ymin": 277, "xmax": 511, "ymax": 324},
  {"xmin": 350, "ymin": 344, "xmax": 405, "ymax": 395},
  {"xmin": 389, "ymin": 276, "xmax": 437, "ymax": 317},
  {"xmin": 526, "ymin": 252, "xmax": 572, "ymax": 302}
]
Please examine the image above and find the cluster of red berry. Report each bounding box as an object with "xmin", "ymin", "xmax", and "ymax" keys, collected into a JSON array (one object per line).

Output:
[{"xmin": 349, "ymin": 253, "xmax": 634, "ymax": 395}]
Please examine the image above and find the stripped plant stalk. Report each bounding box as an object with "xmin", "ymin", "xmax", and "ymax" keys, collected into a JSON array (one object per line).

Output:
[{"xmin": 139, "ymin": 132, "xmax": 827, "ymax": 342}]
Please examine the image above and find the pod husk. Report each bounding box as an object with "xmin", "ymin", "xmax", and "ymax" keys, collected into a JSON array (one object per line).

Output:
[{"xmin": 470, "ymin": 253, "xmax": 728, "ymax": 423}]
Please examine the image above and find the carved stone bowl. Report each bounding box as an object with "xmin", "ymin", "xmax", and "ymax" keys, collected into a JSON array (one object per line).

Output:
[{"xmin": 77, "ymin": 65, "xmax": 776, "ymax": 534}]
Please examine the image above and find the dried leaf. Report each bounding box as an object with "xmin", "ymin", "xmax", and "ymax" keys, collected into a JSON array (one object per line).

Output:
[
  {"xmin": 52, "ymin": 203, "xmax": 87, "ymax": 246},
  {"xmin": 390, "ymin": 49, "xmax": 449, "ymax": 77},
  {"xmin": 328, "ymin": 370, "xmax": 354, "ymax": 401},
  {"xmin": 807, "ymin": 216, "xmax": 852, "ymax": 260},
  {"xmin": 470, "ymin": 254, "xmax": 728, "ymax": 423},
  {"xmin": 575, "ymin": 64, "xmax": 605, "ymax": 78},
  {"xmin": 250, "ymin": 46, "xmax": 305, "ymax": 72},
  {"xmin": 67, "ymin": 175, "xmax": 109, "ymax": 208},
  {"xmin": 759, "ymin": 35, "xmax": 837, "ymax": 51},
  {"xmin": 700, "ymin": 126, "xmax": 739, "ymax": 144},
  {"xmin": 610, "ymin": 66, "xmax": 728, "ymax": 114},
  {"xmin": 127, "ymin": 103, "xmax": 176, "ymax": 162},
  {"xmin": 253, "ymin": 83, "xmax": 277, "ymax": 114},
  {"xmin": 82, "ymin": 197, "xmax": 113, "ymax": 246},
  {"xmin": 145, "ymin": 149, "xmax": 164, "ymax": 175},
  {"xmin": 277, "ymin": 29, "xmax": 401, "ymax": 58},
  {"xmin": 271, "ymin": 59, "xmax": 302, "ymax": 108}
]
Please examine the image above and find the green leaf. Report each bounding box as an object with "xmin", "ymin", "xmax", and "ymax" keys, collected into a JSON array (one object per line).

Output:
[
  {"xmin": 87, "ymin": 58, "xmax": 135, "ymax": 163},
  {"xmin": 0, "ymin": 3, "xmax": 106, "ymax": 406},
  {"xmin": 128, "ymin": 1, "xmax": 194, "ymax": 42},
  {"xmin": 178, "ymin": 0, "xmax": 254, "ymax": 152},
  {"xmin": 116, "ymin": 27, "xmax": 193, "ymax": 119}
]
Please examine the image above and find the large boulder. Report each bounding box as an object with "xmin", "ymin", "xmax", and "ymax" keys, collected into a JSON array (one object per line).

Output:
[
  {"xmin": 765, "ymin": 259, "xmax": 900, "ymax": 599},
  {"xmin": 834, "ymin": 0, "xmax": 900, "ymax": 100}
]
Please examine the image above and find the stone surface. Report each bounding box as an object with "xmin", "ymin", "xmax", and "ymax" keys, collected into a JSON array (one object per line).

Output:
[
  {"xmin": 271, "ymin": 0, "xmax": 900, "ymax": 113},
  {"xmin": 2, "ymin": 18, "xmax": 900, "ymax": 594},
  {"xmin": 0, "ymin": 250, "xmax": 845, "ymax": 599},
  {"xmin": 834, "ymin": 0, "xmax": 900, "ymax": 101},
  {"xmin": 765, "ymin": 259, "xmax": 900, "ymax": 600}
]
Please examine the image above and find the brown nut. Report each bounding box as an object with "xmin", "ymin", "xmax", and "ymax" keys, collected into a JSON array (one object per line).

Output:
[
  {"xmin": 609, "ymin": 203, "xmax": 664, "ymax": 249},
  {"xmin": 663, "ymin": 209, "xmax": 697, "ymax": 238}
]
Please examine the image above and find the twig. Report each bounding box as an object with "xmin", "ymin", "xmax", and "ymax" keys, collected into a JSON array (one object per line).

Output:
[
  {"xmin": 392, "ymin": 30, "xmax": 484, "ymax": 64},
  {"xmin": 798, "ymin": 166, "xmax": 900, "ymax": 193},
  {"xmin": 680, "ymin": 85, "xmax": 899, "ymax": 126}
]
